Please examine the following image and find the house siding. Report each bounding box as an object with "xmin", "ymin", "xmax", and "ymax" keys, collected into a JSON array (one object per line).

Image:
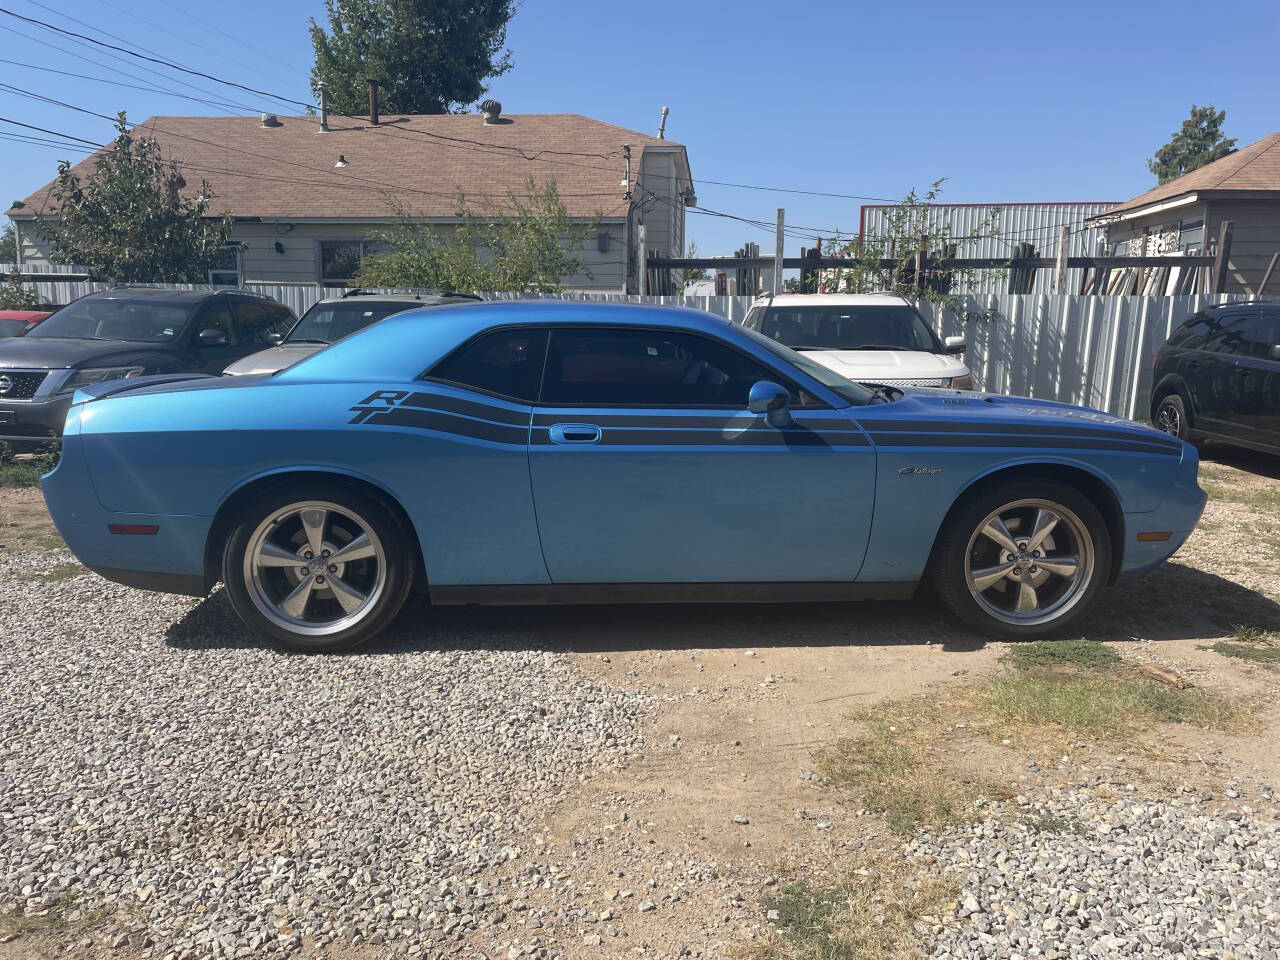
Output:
[{"xmin": 1204, "ymin": 200, "xmax": 1280, "ymax": 295}]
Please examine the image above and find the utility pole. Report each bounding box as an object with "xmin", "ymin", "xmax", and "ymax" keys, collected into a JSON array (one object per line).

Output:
[
  {"xmin": 773, "ymin": 209, "xmax": 785, "ymax": 294},
  {"xmin": 638, "ymin": 224, "xmax": 647, "ymax": 296},
  {"xmin": 1053, "ymin": 225, "xmax": 1071, "ymax": 293}
]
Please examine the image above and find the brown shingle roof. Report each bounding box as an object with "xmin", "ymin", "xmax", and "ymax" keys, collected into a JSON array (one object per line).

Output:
[
  {"xmin": 8, "ymin": 113, "xmax": 685, "ymax": 220},
  {"xmin": 1095, "ymin": 132, "xmax": 1280, "ymax": 218}
]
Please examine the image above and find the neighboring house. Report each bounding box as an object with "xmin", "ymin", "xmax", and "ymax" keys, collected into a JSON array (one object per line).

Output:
[
  {"xmin": 857, "ymin": 202, "xmax": 1118, "ymax": 294},
  {"xmin": 1086, "ymin": 132, "xmax": 1280, "ymax": 296},
  {"xmin": 5, "ymin": 104, "xmax": 694, "ymax": 294}
]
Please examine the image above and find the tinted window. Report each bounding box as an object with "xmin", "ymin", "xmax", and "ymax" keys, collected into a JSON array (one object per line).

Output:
[
  {"xmin": 755, "ymin": 304, "xmax": 940, "ymax": 352},
  {"xmin": 1203, "ymin": 315, "xmax": 1250, "ymax": 357},
  {"xmin": 289, "ymin": 301, "xmax": 415, "ymax": 345},
  {"xmin": 0, "ymin": 318, "xmax": 26, "ymax": 337},
  {"xmin": 1165, "ymin": 311, "xmax": 1213, "ymax": 349},
  {"xmin": 1247, "ymin": 312, "xmax": 1280, "ymax": 358},
  {"xmin": 234, "ymin": 301, "xmax": 294, "ymax": 345},
  {"xmin": 540, "ymin": 327, "xmax": 789, "ymax": 407},
  {"xmin": 198, "ymin": 301, "xmax": 239, "ymax": 345},
  {"xmin": 430, "ymin": 328, "xmax": 548, "ymax": 402},
  {"xmin": 25, "ymin": 297, "xmax": 191, "ymax": 342}
]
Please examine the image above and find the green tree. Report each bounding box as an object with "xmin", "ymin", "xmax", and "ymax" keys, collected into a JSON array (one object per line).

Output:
[
  {"xmin": 0, "ymin": 223, "xmax": 16, "ymax": 264},
  {"xmin": 680, "ymin": 240, "xmax": 708, "ymax": 291},
  {"xmin": 0, "ymin": 268, "xmax": 40, "ymax": 310},
  {"xmin": 310, "ymin": 0, "xmax": 515, "ymax": 115},
  {"xmin": 37, "ymin": 113, "xmax": 231, "ymax": 283},
  {"xmin": 1148, "ymin": 105, "xmax": 1236, "ymax": 185},
  {"xmin": 820, "ymin": 180, "xmax": 1001, "ymax": 314},
  {"xmin": 358, "ymin": 178, "xmax": 596, "ymax": 292}
]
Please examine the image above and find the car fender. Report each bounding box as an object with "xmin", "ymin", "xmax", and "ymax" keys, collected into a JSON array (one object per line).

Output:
[
  {"xmin": 1150, "ymin": 373, "xmax": 1193, "ymax": 419},
  {"xmin": 952, "ymin": 453, "xmax": 1126, "ymax": 512}
]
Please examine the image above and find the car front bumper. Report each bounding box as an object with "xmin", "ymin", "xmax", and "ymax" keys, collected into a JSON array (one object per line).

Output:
[
  {"xmin": 0, "ymin": 392, "xmax": 71, "ymax": 450},
  {"xmin": 1120, "ymin": 440, "xmax": 1208, "ymax": 574}
]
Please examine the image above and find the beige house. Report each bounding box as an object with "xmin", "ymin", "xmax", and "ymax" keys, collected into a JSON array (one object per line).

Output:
[
  {"xmin": 6, "ymin": 106, "xmax": 694, "ymax": 293},
  {"xmin": 1087, "ymin": 132, "xmax": 1280, "ymax": 295}
]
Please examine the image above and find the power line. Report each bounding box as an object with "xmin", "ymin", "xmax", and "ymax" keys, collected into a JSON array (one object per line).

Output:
[{"xmin": 0, "ymin": 114, "xmax": 101, "ymax": 146}]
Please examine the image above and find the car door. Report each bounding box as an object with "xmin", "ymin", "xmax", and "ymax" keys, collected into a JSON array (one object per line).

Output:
[
  {"xmin": 1230, "ymin": 308, "xmax": 1280, "ymax": 450},
  {"xmin": 187, "ymin": 298, "xmax": 245, "ymax": 373},
  {"xmin": 1191, "ymin": 308, "xmax": 1254, "ymax": 440},
  {"xmin": 527, "ymin": 325, "xmax": 876, "ymax": 584}
]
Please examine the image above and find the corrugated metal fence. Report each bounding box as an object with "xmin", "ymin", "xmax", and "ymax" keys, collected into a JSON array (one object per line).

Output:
[{"xmin": 18, "ymin": 278, "xmax": 1264, "ymax": 422}]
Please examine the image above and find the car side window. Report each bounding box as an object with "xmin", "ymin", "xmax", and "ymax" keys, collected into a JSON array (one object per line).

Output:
[
  {"xmin": 539, "ymin": 327, "xmax": 808, "ymax": 408},
  {"xmin": 1246, "ymin": 312, "xmax": 1280, "ymax": 359},
  {"xmin": 1202, "ymin": 314, "xmax": 1250, "ymax": 357},
  {"xmin": 1165, "ymin": 311, "xmax": 1212, "ymax": 349},
  {"xmin": 196, "ymin": 301, "xmax": 239, "ymax": 345},
  {"xmin": 428, "ymin": 328, "xmax": 549, "ymax": 402},
  {"xmin": 234, "ymin": 301, "xmax": 293, "ymax": 345}
]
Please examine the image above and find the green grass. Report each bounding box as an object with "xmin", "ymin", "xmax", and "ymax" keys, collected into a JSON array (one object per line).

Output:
[
  {"xmin": 818, "ymin": 718, "xmax": 991, "ymax": 835},
  {"xmin": 755, "ymin": 867, "xmax": 958, "ymax": 960},
  {"xmin": 979, "ymin": 671, "xmax": 1241, "ymax": 737},
  {"xmin": 1207, "ymin": 642, "xmax": 1280, "ymax": 667},
  {"xmin": 39, "ymin": 562, "xmax": 84, "ymax": 582},
  {"xmin": 1001, "ymin": 638, "xmax": 1120, "ymax": 671},
  {"xmin": 0, "ymin": 440, "xmax": 58, "ymax": 488},
  {"xmin": 1198, "ymin": 476, "xmax": 1280, "ymax": 510}
]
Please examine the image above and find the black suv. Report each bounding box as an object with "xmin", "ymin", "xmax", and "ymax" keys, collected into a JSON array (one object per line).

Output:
[
  {"xmin": 1151, "ymin": 301, "xmax": 1280, "ymax": 455},
  {"xmin": 0, "ymin": 287, "xmax": 295, "ymax": 450}
]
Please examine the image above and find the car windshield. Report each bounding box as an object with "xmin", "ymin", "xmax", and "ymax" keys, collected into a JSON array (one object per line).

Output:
[
  {"xmin": 287, "ymin": 301, "xmax": 417, "ymax": 344},
  {"xmin": 747, "ymin": 304, "xmax": 941, "ymax": 353},
  {"xmin": 736, "ymin": 324, "xmax": 875, "ymax": 406},
  {"xmin": 0, "ymin": 318, "xmax": 27, "ymax": 337},
  {"xmin": 25, "ymin": 297, "xmax": 190, "ymax": 342}
]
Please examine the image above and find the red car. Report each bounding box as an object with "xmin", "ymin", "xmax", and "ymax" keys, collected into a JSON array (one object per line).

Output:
[{"xmin": 0, "ymin": 310, "xmax": 53, "ymax": 338}]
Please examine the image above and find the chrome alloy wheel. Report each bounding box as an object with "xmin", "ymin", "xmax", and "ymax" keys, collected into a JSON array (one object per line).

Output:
[
  {"xmin": 1155, "ymin": 402, "xmax": 1181, "ymax": 436},
  {"xmin": 243, "ymin": 500, "xmax": 387, "ymax": 637},
  {"xmin": 963, "ymin": 498, "xmax": 1095, "ymax": 627}
]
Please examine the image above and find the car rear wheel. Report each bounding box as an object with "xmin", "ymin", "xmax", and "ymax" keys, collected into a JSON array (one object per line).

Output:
[
  {"xmin": 222, "ymin": 483, "xmax": 414, "ymax": 651},
  {"xmin": 931, "ymin": 479, "xmax": 1111, "ymax": 640},
  {"xmin": 1154, "ymin": 393, "xmax": 1189, "ymax": 440}
]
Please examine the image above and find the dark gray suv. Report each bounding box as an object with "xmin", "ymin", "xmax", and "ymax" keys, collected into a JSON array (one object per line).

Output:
[{"xmin": 0, "ymin": 287, "xmax": 295, "ymax": 450}]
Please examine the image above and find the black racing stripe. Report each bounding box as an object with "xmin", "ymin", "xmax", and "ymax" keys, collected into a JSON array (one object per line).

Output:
[
  {"xmin": 400, "ymin": 391, "xmax": 530, "ymax": 426},
  {"xmin": 530, "ymin": 412, "xmax": 854, "ymax": 429},
  {"xmin": 364, "ymin": 407, "xmax": 528, "ymax": 444},
  {"xmin": 868, "ymin": 432, "xmax": 1181, "ymax": 456},
  {"xmin": 857, "ymin": 419, "xmax": 1182, "ymax": 452},
  {"xmin": 531, "ymin": 427, "xmax": 868, "ymax": 447}
]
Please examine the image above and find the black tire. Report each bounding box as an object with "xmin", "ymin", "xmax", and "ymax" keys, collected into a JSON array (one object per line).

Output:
[
  {"xmin": 930, "ymin": 478, "xmax": 1111, "ymax": 641},
  {"xmin": 1153, "ymin": 392, "xmax": 1190, "ymax": 440},
  {"xmin": 222, "ymin": 481, "xmax": 414, "ymax": 652}
]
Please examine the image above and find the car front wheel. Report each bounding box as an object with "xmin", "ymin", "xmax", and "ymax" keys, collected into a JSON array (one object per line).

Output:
[
  {"xmin": 931, "ymin": 480, "xmax": 1111, "ymax": 640},
  {"xmin": 222, "ymin": 483, "xmax": 414, "ymax": 651}
]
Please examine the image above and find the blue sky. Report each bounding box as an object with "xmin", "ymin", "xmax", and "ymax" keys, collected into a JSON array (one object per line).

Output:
[{"xmin": 2, "ymin": 0, "xmax": 1277, "ymax": 255}]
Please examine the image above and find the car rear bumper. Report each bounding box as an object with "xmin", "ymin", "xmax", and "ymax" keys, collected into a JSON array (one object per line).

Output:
[{"xmin": 41, "ymin": 426, "xmax": 213, "ymax": 596}]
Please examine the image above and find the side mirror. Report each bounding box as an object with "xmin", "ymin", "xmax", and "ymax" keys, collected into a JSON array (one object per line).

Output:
[
  {"xmin": 944, "ymin": 335, "xmax": 967, "ymax": 354},
  {"xmin": 198, "ymin": 328, "xmax": 228, "ymax": 347},
  {"xmin": 267, "ymin": 332, "xmax": 283, "ymax": 346},
  {"xmin": 748, "ymin": 380, "xmax": 793, "ymax": 428},
  {"xmin": 1269, "ymin": 344, "xmax": 1280, "ymax": 362}
]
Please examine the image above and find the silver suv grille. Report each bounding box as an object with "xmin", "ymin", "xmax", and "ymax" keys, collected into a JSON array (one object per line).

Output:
[
  {"xmin": 0, "ymin": 371, "xmax": 48, "ymax": 400},
  {"xmin": 862, "ymin": 377, "xmax": 947, "ymax": 388}
]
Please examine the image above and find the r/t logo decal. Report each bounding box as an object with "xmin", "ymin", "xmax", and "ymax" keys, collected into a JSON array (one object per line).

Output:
[{"xmin": 348, "ymin": 389, "xmax": 409, "ymax": 423}]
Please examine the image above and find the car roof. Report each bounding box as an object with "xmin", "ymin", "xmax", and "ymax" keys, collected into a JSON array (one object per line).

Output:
[
  {"xmin": 83, "ymin": 287, "xmax": 276, "ymax": 305},
  {"xmin": 312, "ymin": 293, "xmax": 476, "ymax": 307},
  {"xmin": 751, "ymin": 292, "xmax": 911, "ymax": 307}
]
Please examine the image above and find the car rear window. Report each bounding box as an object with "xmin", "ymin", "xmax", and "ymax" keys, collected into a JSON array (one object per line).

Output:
[{"xmin": 288, "ymin": 301, "xmax": 417, "ymax": 344}]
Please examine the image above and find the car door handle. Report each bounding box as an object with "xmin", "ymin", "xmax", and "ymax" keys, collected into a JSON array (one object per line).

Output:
[
  {"xmin": 1185, "ymin": 359, "xmax": 1199, "ymax": 369},
  {"xmin": 548, "ymin": 423, "xmax": 602, "ymax": 444}
]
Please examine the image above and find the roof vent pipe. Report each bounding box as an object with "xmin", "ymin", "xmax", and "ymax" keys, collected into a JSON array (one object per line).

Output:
[
  {"xmin": 481, "ymin": 99, "xmax": 502, "ymax": 124},
  {"xmin": 261, "ymin": 113, "xmax": 281, "ymax": 127},
  {"xmin": 658, "ymin": 105, "xmax": 668, "ymax": 139},
  {"xmin": 368, "ymin": 79, "xmax": 379, "ymax": 126},
  {"xmin": 318, "ymin": 81, "xmax": 329, "ymax": 132}
]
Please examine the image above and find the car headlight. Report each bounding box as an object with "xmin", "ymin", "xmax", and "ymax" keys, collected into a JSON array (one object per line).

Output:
[
  {"xmin": 57, "ymin": 366, "xmax": 145, "ymax": 395},
  {"xmin": 948, "ymin": 374, "xmax": 974, "ymax": 389}
]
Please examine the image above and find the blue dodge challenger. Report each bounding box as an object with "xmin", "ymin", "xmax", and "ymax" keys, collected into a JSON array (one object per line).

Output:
[{"xmin": 41, "ymin": 302, "xmax": 1206, "ymax": 651}]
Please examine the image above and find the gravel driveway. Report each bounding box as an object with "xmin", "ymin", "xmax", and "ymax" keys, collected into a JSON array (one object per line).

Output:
[{"xmin": 0, "ymin": 548, "xmax": 648, "ymax": 957}]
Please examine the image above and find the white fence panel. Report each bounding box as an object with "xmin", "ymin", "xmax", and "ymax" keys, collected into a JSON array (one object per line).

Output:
[{"xmin": 19, "ymin": 280, "xmax": 1270, "ymax": 422}]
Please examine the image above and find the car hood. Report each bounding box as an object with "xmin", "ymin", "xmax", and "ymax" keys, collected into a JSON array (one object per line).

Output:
[
  {"xmin": 222, "ymin": 344, "xmax": 324, "ymax": 376},
  {"xmin": 0, "ymin": 336, "xmax": 171, "ymax": 370},
  {"xmin": 800, "ymin": 348, "xmax": 967, "ymax": 380}
]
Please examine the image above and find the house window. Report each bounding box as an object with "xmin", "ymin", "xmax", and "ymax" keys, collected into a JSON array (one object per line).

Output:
[
  {"xmin": 319, "ymin": 240, "xmax": 365, "ymax": 286},
  {"xmin": 209, "ymin": 245, "xmax": 241, "ymax": 286}
]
